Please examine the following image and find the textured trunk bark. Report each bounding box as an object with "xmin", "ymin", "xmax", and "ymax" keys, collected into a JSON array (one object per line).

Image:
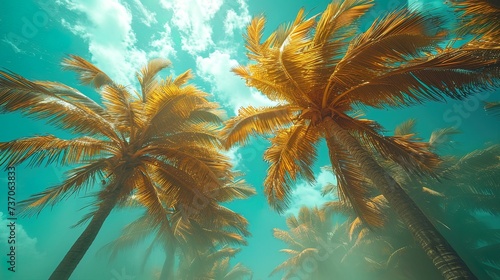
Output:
[
  {"xmin": 159, "ymin": 245, "xmax": 175, "ymax": 280},
  {"xmin": 323, "ymin": 116, "xmax": 476, "ymax": 280},
  {"xmin": 49, "ymin": 186, "xmax": 121, "ymax": 280}
]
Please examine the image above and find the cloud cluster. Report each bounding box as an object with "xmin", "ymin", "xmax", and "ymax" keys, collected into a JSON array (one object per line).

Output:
[
  {"xmin": 195, "ymin": 50, "xmax": 275, "ymax": 114},
  {"xmin": 284, "ymin": 167, "xmax": 337, "ymax": 216},
  {"xmin": 0, "ymin": 212, "xmax": 45, "ymax": 279},
  {"xmin": 58, "ymin": 0, "xmax": 147, "ymax": 85}
]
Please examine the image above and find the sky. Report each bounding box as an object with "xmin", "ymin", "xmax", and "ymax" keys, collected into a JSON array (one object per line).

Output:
[{"xmin": 0, "ymin": 0, "xmax": 499, "ymax": 279}]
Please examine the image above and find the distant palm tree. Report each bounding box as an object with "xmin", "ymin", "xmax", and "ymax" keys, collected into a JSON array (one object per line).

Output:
[
  {"xmin": 177, "ymin": 246, "xmax": 252, "ymax": 280},
  {"xmin": 222, "ymin": 0, "xmax": 500, "ymax": 278},
  {"xmin": 103, "ymin": 180, "xmax": 255, "ymax": 279},
  {"xmin": 271, "ymin": 206, "xmax": 347, "ymax": 279},
  {"xmin": 0, "ymin": 56, "xmax": 233, "ymax": 279}
]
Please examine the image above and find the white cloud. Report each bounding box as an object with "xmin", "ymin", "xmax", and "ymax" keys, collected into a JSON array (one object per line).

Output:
[
  {"xmin": 222, "ymin": 146, "xmax": 242, "ymax": 169},
  {"xmin": 58, "ymin": 0, "xmax": 147, "ymax": 86},
  {"xmin": 130, "ymin": 0, "xmax": 157, "ymax": 27},
  {"xmin": 284, "ymin": 167, "xmax": 337, "ymax": 216},
  {"xmin": 196, "ymin": 50, "xmax": 276, "ymax": 114},
  {"xmin": 149, "ymin": 23, "xmax": 176, "ymax": 59},
  {"xmin": 0, "ymin": 212, "xmax": 45, "ymax": 278},
  {"xmin": 224, "ymin": 0, "xmax": 251, "ymax": 36},
  {"xmin": 160, "ymin": 0, "xmax": 223, "ymax": 54}
]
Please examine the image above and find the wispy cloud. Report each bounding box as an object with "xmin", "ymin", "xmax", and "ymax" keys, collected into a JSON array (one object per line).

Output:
[
  {"xmin": 130, "ymin": 0, "xmax": 157, "ymax": 27},
  {"xmin": 58, "ymin": 0, "xmax": 147, "ymax": 86},
  {"xmin": 149, "ymin": 23, "xmax": 176, "ymax": 59},
  {"xmin": 160, "ymin": 0, "xmax": 224, "ymax": 54},
  {"xmin": 284, "ymin": 167, "xmax": 337, "ymax": 216},
  {"xmin": 224, "ymin": 0, "xmax": 251, "ymax": 36},
  {"xmin": 1, "ymin": 212, "xmax": 45, "ymax": 278},
  {"xmin": 195, "ymin": 49, "xmax": 275, "ymax": 114}
]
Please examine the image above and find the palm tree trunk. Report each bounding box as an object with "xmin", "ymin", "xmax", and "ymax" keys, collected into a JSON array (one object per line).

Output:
[
  {"xmin": 159, "ymin": 245, "xmax": 175, "ymax": 280},
  {"xmin": 323, "ymin": 116, "xmax": 476, "ymax": 280},
  {"xmin": 49, "ymin": 187, "xmax": 121, "ymax": 280}
]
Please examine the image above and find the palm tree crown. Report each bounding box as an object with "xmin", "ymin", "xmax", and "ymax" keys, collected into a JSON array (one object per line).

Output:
[{"xmin": 0, "ymin": 55, "xmax": 235, "ymax": 279}]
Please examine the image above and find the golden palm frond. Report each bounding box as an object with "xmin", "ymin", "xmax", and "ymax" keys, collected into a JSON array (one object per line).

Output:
[
  {"xmin": 142, "ymin": 84, "xmax": 218, "ymax": 140},
  {"xmin": 340, "ymin": 47, "xmax": 500, "ymax": 109},
  {"xmin": 341, "ymin": 117, "xmax": 441, "ymax": 177},
  {"xmin": 0, "ymin": 71, "xmax": 118, "ymax": 139},
  {"xmin": 394, "ymin": 119, "xmax": 417, "ymax": 136},
  {"xmin": 136, "ymin": 58, "xmax": 171, "ymax": 101},
  {"xmin": 326, "ymin": 136, "xmax": 384, "ymax": 228},
  {"xmin": 485, "ymin": 101, "xmax": 500, "ymax": 116},
  {"xmin": 428, "ymin": 127, "xmax": 460, "ymax": 149},
  {"xmin": 205, "ymin": 179, "xmax": 256, "ymax": 202},
  {"xmin": 100, "ymin": 85, "xmax": 139, "ymax": 133},
  {"xmin": 0, "ymin": 135, "xmax": 110, "ymax": 167},
  {"xmin": 99, "ymin": 215, "xmax": 160, "ymax": 261},
  {"xmin": 154, "ymin": 123, "xmax": 223, "ymax": 148},
  {"xmin": 264, "ymin": 123, "xmax": 319, "ymax": 212},
  {"xmin": 61, "ymin": 55, "xmax": 113, "ymax": 88},
  {"xmin": 221, "ymin": 105, "xmax": 298, "ymax": 148},
  {"xmin": 222, "ymin": 262, "xmax": 253, "ymax": 280},
  {"xmin": 326, "ymin": 9, "xmax": 445, "ymax": 105},
  {"xmin": 148, "ymin": 147, "xmax": 229, "ymax": 188},
  {"xmin": 270, "ymin": 247, "xmax": 319, "ymax": 276},
  {"xmin": 36, "ymin": 81, "xmax": 110, "ymax": 118},
  {"xmin": 273, "ymin": 228, "xmax": 304, "ymax": 249},
  {"xmin": 450, "ymin": 0, "xmax": 500, "ymax": 39},
  {"xmin": 19, "ymin": 158, "xmax": 108, "ymax": 216}
]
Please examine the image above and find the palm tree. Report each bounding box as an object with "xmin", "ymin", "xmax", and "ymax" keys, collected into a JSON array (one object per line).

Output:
[
  {"xmin": 222, "ymin": 0, "xmax": 500, "ymax": 278},
  {"xmin": 337, "ymin": 122, "xmax": 500, "ymax": 279},
  {"xmin": 0, "ymin": 56, "xmax": 234, "ymax": 279},
  {"xmin": 103, "ymin": 180, "xmax": 255, "ymax": 279},
  {"xmin": 271, "ymin": 206, "xmax": 347, "ymax": 279},
  {"xmin": 177, "ymin": 246, "xmax": 253, "ymax": 280}
]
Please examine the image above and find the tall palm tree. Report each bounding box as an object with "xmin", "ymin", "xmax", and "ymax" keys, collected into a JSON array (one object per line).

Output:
[
  {"xmin": 337, "ymin": 122, "xmax": 500, "ymax": 279},
  {"xmin": 102, "ymin": 180, "xmax": 255, "ymax": 279},
  {"xmin": 222, "ymin": 0, "xmax": 500, "ymax": 278},
  {"xmin": 0, "ymin": 56, "xmax": 233, "ymax": 279}
]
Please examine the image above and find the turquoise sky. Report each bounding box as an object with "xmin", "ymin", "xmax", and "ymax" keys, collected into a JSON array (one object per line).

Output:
[{"xmin": 0, "ymin": 0, "xmax": 499, "ymax": 279}]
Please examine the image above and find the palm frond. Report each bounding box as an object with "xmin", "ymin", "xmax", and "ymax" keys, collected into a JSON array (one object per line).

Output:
[
  {"xmin": 450, "ymin": 0, "xmax": 500, "ymax": 39},
  {"xmin": 223, "ymin": 262, "xmax": 253, "ymax": 280},
  {"xmin": 99, "ymin": 214, "xmax": 157, "ymax": 261},
  {"xmin": 326, "ymin": 136, "xmax": 384, "ymax": 228},
  {"xmin": 326, "ymin": 9, "xmax": 445, "ymax": 104},
  {"xmin": 0, "ymin": 71, "xmax": 118, "ymax": 139},
  {"xmin": 485, "ymin": 101, "xmax": 500, "ymax": 116},
  {"xmin": 339, "ymin": 47, "xmax": 500, "ymax": 109},
  {"xmin": 264, "ymin": 123, "xmax": 320, "ymax": 212},
  {"xmin": 205, "ymin": 180, "xmax": 256, "ymax": 203},
  {"xmin": 222, "ymin": 105, "xmax": 298, "ymax": 148},
  {"xmin": 100, "ymin": 85, "xmax": 140, "ymax": 133},
  {"xmin": 0, "ymin": 135, "xmax": 111, "ymax": 167},
  {"xmin": 61, "ymin": 55, "xmax": 113, "ymax": 88},
  {"xmin": 341, "ymin": 117, "xmax": 441, "ymax": 177},
  {"xmin": 394, "ymin": 119, "xmax": 417, "ymax": 136},
  {"xmin": 36, "ymin": 81, "xmax": 109, "ymax": 117},
  {"xmin": 19, "ymin": 158, "xmax": 108, "ymax": 216},
  {"xmin": 428, "ymin": 127, "xmax": 460, "ymax": 149},
  {"xmin": 136, "ymin": 58, "xmax": 171, "ymax": 101}
]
